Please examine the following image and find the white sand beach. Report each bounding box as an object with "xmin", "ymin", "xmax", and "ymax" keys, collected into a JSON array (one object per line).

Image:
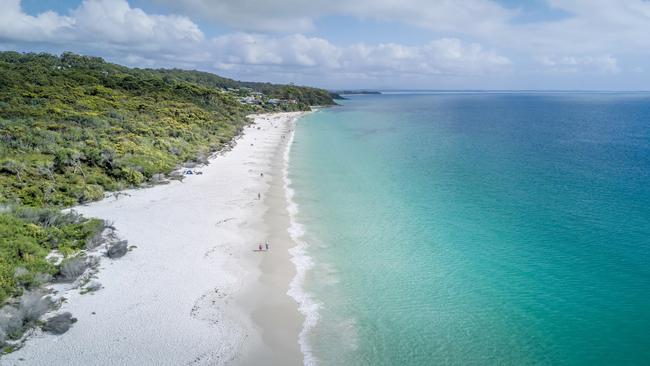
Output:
[{"xmin": 2, "ymin": 112, "xmax": 307, "ymax": 366}]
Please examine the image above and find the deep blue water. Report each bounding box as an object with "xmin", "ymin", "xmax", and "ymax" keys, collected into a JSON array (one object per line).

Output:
[{"xmin": 289, "ymin": 93, "xmax": 650, "ymax": 365}]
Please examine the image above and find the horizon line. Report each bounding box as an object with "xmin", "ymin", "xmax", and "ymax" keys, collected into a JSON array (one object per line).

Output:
[{"xmin": 335, "ymin": 89, "xmax": 650, "ymax": 93}]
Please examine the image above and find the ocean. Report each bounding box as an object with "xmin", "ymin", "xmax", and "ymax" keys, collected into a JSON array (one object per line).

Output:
[{"xmin": 287, "ymin": 93, "xmax": 650, "ymax": 365}]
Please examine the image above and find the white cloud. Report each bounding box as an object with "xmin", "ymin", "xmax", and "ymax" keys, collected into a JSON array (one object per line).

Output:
[
  {"xmin": 212, "ymin": 33, "xmax": 341, "ymax": 68},
  {"xmin": 71, "ymin": 0, "xmax": 203, "ymax": 45},
  {"xmin": 539, "ymin": 55, "xmax": 620, "ymax": 74},
  {"xmin": 0, "ymin": 0, "xmax": 74, "ymax": 42},
  {"xmin": 0, "ymin": 0, "xmax": 203, "ymax": 54},
  {"xmin": 152, "ymin": 0, "xmax": 650, "ymax": 62},
  {"xmin": 154, "ymin": 0, "xmax": 319, "ymax": 33},
  {"xmin": 208, "ymin": 34, "xmax": 511, "ymax": 81},
  {"xmin": 343, "ymin": 39, "xmax": 511, "ymax": 76},
  {"xmin": 152, "ymin": 0, "xmax": 513, "ymax": 34},
  {"xmin": 344, "ymin": 0, "xmax": 513, "ymax": 34}
]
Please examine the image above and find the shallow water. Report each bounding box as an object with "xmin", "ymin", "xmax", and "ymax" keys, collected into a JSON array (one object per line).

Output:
[{"xmin": 289, "ymin": 93, "xmax": 650, "ymax": 365}]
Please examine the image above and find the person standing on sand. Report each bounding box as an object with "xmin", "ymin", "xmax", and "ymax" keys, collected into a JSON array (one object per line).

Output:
[
  {"xmin": 265, "ymin": 241, "xmax": 269, "ymax": 251},
  {"xmin": 258, "ymin": 192, "xmax": 261, "ymax": 200},
  {"xmin": 259, "ymin": 244, "xmax": 263, "ymax": 251}
]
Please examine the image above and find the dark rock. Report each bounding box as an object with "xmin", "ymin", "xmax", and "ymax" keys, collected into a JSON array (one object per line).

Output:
[
  {"xmin": 42, "ymin": 312, "xmax": 77, "ymax": 335},
  {"xmin": 107, "ymin": 240, "xmax": 128, "ymax": 258},
  {"xmin": 84, "ymin": 281, "xmax": 101, "ymax": 293}
]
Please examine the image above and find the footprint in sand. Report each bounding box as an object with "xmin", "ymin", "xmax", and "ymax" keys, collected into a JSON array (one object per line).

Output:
[
  {"xmin": 190, "ymin": 288, "xmax": 227, "ymax": 326},
  {"xmin": 203, "ymin": 243, "xmax": 236, "ymax": 258},
  {"xmin": 187, "ymin": 351, "xmax": 223, "ymax": 365},
  {"xmin": 214, "ymin": 218, "xmax": 236, "ymax": 226},
  {"xmin": 186, "ymin": 292, "xmax": 246, "ymax": 365}
]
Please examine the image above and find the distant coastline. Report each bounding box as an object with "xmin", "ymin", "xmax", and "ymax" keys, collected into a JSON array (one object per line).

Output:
[{"xmin": 333, "ymin": 90, "xmax": 382, "ymax": 96}]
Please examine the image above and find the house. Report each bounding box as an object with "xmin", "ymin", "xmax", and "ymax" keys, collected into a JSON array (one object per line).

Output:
[{"xmin": 239, "ymin": 96, "xmax": 259, "ymax": 104}]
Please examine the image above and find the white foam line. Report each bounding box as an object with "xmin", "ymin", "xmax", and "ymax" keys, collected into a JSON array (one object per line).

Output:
[{"xmin": 284, "ymin": 113, "xmax": 320, "ymax": 366}]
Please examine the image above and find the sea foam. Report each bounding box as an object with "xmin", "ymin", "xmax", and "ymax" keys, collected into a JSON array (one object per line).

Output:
[{"xmin": 283, "ymin": 115, "xmax": 321, "ymax": 366}]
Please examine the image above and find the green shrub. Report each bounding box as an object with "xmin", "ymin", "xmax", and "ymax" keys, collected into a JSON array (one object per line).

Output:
[
  {"xmin": 0, "ymin": 208, "xmax": 103, "ymax": 303},
  {"xmin": 120, "ymin": 167, "xmax": 145, "ymax": 186},
  {"xmin": 81, "ymin": 184, "xmax": 104, "ymax": 202}
]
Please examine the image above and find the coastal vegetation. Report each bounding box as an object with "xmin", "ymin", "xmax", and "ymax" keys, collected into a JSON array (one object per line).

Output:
[
  {"xmin": 0, "ymin": 51, "xmax": 335, "ymax": 314},
  {"xmin": 154, "ymin": 68, "xmax": 340, "ymax": 106}
]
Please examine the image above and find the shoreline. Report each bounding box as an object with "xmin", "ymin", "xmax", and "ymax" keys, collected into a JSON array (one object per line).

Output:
[
  {"xmin": 2, "ymin": 112, "xmax": 309, "ymax": 365},
  {"xmin": 284, "ymin": 114, "xmax": 319, "ymax": 366},
  {"xmin": 235, "ymin": 114, "xmax": 304, "ymax": 365}
]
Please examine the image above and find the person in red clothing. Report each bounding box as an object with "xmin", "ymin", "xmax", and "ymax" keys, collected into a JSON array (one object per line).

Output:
[{"xmin": 258, "ymin": 244, "xmax": 263, "ymax": 251}]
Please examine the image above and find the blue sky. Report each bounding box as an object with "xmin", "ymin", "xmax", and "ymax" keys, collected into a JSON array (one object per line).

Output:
[{"xmin": 3, "ymin": 0, "xmax": 650, "ymax": 90}]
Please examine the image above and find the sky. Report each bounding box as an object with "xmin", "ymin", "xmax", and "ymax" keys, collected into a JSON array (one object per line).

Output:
[{"xmin": 1, "ymin": 0, "xmax": 650, "ymax": 90}]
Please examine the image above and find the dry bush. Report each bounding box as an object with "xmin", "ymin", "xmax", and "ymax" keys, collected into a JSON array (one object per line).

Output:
[{"xmin": 59, "ymin": 256, "xmax": 88, "ymax": 282}]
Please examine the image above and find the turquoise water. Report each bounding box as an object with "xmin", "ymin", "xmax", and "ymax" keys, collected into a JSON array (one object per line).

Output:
[{"xmin": 288, "ymin": 93, "xmax": 650, "ymax": 365}]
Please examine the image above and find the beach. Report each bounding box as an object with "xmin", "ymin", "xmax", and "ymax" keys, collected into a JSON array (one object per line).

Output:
[{"xmin": 2, "ymin": 112, "xmax": 307, "ymax": 366}]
